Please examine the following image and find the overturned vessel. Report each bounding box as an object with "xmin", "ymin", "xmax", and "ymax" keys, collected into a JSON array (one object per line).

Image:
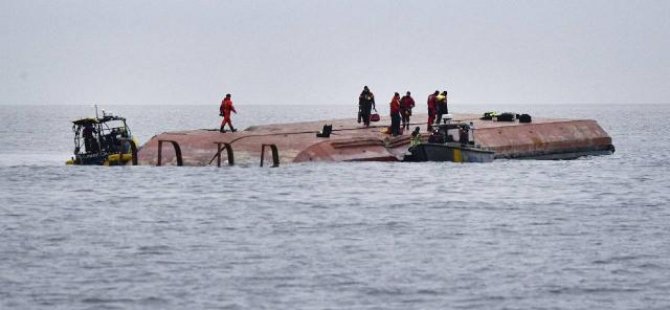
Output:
[{"xmin": 135, "ymin": 112, "xmax": 614, "ymax": 167}]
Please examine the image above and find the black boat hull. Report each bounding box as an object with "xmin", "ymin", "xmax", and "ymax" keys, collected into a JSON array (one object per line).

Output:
[{"xmin": 404, "ymin": 143, "xmax": 495, "ymax": 163}]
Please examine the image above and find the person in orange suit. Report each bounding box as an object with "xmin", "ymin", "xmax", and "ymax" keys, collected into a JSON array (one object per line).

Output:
[{"xmin": 219, "ymin": 94, "xmax": 237, "ymax": 133}]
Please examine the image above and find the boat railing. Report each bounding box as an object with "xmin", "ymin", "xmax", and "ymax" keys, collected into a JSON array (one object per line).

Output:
[
  {"xmin": 260, "ymin": 144, "xmax": 279, "ymax": 167},
  {"xmin": 211, "ymin": 142, "xmax": 235, "ymax": 167},
  {"xmin": 157, "ymin": 140, "xmax": 183, "ymax": 166}
]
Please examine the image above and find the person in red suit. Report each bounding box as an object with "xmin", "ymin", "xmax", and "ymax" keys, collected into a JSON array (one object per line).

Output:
[
  {"xmin": 427, "ymin": 90, "xmax": 439, "ymax": 131},
  {"xmin": 219, "ymin": 94, "xmax": 237, "ymax": 133},
  {"xmin": 390, "ymin": 92, "xmax": 402, "ymax": 136}
]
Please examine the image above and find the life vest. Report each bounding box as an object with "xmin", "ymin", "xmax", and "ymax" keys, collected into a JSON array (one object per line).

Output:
[{"xmin": 410, "ymin": 133, "xmax": 422, "ymax": 146}]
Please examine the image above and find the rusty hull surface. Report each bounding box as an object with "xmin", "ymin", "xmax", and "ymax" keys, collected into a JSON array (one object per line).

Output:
[{"xmin": 136, "ymin": 113, "xmax": 614, "ymax": 166}]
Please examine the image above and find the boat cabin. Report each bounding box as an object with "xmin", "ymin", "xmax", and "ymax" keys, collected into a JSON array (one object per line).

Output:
[{"xmin": 68, "ymin": 112, "xmax": 136, "ymax": 165}]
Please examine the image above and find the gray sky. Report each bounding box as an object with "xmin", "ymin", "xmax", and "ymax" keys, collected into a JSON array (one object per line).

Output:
[{"xmin": 2, "ymin": 0, "xmax": 669, "ymax": 106}]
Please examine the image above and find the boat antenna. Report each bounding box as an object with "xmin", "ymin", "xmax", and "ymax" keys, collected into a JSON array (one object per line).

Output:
[{"xmin": 95, "ymin": 104, "xmax": 99, "ymax": 119}]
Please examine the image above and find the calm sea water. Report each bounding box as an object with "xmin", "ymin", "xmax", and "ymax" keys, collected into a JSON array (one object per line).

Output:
[{"xmin": 1, "ymin": 104, "xmax": 669, "ymax": 309}]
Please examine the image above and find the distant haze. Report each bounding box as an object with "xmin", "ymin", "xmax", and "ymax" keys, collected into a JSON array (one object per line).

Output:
[{"xmin": 2, "ymin": 0, "xmax": 669, "ymax": 106}]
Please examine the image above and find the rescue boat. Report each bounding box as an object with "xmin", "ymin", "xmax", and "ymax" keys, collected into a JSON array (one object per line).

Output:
[
  {"xmin": 66, "ymin": 109, "xmax": 138, "ymax": 166},
  {"xmin": 404, "ymin": 143, "xmax": 495, "ymax": 163},
  {"xmin": 403, "ymin": 118, "xmax": 495, "ymax": 163}
]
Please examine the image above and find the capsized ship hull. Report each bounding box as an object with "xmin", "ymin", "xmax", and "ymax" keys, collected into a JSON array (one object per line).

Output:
[{"xmin": 136, "ymin": 113, "xmax": 614, "ymax": 166}]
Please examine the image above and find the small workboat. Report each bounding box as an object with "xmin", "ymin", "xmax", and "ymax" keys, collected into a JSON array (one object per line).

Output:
[
  {"xmin": 66, "ymin": 109, "xmax": 138, "ymax": 165},
  {"xmin": 404, "ymin": 142, "xmax": 495, "ymax": 163},
  {"xmin": 403, "ymin": 119, "xmax": 495, "ymax": 163}
]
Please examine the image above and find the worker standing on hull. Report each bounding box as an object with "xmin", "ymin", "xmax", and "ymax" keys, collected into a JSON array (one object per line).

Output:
[
  {"xmin": 435, "ymin": 90, "xmax": 448, "ymax": 125},
  {"xmin": 358, "ymin": 86, "xmax": 376, "ymax": 127},
  {"xmin": 390, "ymin": 92, "xmax": 401, "ymax": 136},
  {"xmin": 427, "ymin": 90, "xmax": 438, "ymax": 131},
  {"xmin": 219, "ymin": 94, "xmax": 237, "ymax": 133},
  {"xmin": 399, "ymin": 91, "xmax": 415, "ymax": 130}
]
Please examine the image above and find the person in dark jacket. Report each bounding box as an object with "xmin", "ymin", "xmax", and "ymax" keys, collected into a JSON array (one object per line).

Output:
[
  {"xmin": 358, "ymin": 86, "xmax": 376, "ymax": 127},
  {"xmin": 82, "ymin": 123, "xmax": 99, "ymax": 153},
  {"xmin": 399, "ymin": 91, "xmax": 415, "ymax": 130},
  {"xmin": 390, "ymin": 92, "xmax": 401, "ymax": 136},
  {"xmin": 435, "ymin": 90, "xmax": 448, "ymax": 125}
]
